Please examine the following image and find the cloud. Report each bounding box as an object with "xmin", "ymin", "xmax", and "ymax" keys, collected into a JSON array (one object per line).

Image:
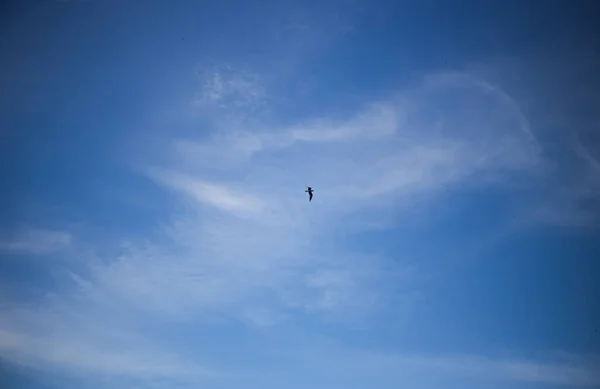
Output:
[
  {"xmin": 4, "ymin": 1, "xmax": 599, "ymax": 386},
  {"xmin": 277, "ymin": 101, "xmax": 401, "ymax": 145},
  {"xmin": 0, "ymin": 227, "xmax": 72, "ymax": 255},
  {"xmin": 146, "ymin": 167, "xmax": 266, "ymax": 217},
  {"xmin": 193, "ymin": 64, "xmax": 267, "ymax": 113},
  {"xmin": 62, "ymin": 66, "xmax": 543, "ymax": 346},
  {"xmin": 0, "ymin": 328, "xmax": 212, "ymax": 380},
  {"xmin": 133, "ymin": 67, "xmax": 544, "ymax": 318},
  {"xmin": 415, "ymin": 353, "xmax": 600, "ymax": 386},
  {"xmin": 403, "ymin": 354, "xmax": 600, "ymax": 386},
  {"xmin": 1, "ymin": 58, "xmax": 588, "ymax": 388},
  {"xmin": 458, "ymin": 53, "xmax": 600, "ymax": 228},
  {"xmin": 0, "ymin": 289, "xmax": 216, "ymax": 387},
  {"xmin": 280, "ymin": 344, "xmax": 600, "ymax": 387},
  {"xmin": 169, "ymin": 69, "xmax": 542, "ymax": 215},
  {"xmin": 527, "ymin": 123, "xmax": 600, "ymax": 227}
]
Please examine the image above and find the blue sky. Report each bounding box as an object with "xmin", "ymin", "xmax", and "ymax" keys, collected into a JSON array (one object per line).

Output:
[{"xmin": 1, "ymin": 1, "xmax": 600, "ymax": 388}]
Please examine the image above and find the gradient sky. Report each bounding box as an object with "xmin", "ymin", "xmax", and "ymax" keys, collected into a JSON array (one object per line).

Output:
[{"xmin": 1, "ymin": 1, "xmax": 600, "ymax": 389}]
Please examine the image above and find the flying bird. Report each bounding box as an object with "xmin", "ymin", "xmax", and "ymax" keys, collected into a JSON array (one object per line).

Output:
[{"xmin": 305, "ymin": 186, "xmax": 313, "ymax": 202}]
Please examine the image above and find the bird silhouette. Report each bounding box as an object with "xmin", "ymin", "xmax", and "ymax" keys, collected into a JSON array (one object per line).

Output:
[{"xmin": 305, "ymin": 186, "xmax": 313, "ymax": 202}]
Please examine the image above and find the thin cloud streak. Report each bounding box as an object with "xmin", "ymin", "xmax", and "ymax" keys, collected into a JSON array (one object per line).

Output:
[
  {"xmin": 283, "ymin": 344, "xmax": 600, "ymax": 387},
  {"xmin": 0, "ymin": 294, "xmax": 217, "ymax": 385},
  {"xmin": 146, "ymin": 168, "xmax": 266, "ymax": 217},
  {"xmin": 0, "ymin": 228, "xmax": 72, "ymax": 255}
]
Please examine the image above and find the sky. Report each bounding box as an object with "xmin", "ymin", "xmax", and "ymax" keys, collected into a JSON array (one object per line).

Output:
[{"xmin": 1, "ymin": 1, "xmax": 600, "ymax": 388}]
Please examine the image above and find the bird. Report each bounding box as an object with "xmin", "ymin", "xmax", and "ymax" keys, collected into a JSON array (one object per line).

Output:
[{"xmin": 305, "ymin": 186, "xmax": 313, "ymax": 202}]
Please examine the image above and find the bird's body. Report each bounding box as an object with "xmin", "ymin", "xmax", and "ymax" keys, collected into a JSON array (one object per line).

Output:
[{"xmin": 305, "ymin": 186, "xmax": 313, "ymax": 202}]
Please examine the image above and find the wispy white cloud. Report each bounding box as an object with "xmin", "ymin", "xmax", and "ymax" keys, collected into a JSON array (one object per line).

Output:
[
  {"xmin": 278, "ymin": 343, "xmax": 600, "ymax": 387},
  {"xmin": 193, "ymin": 64, "xmax": 267, "ymax": 113},
  {"xmin": 402, "ymin": 354, "xmax": 599, "ymax": 386},
  {"xmin": 0, "ymin": 227, "xmax": 72, "ymax": 255},
  {"xmin": 6, "ymin": 1, "xmax": 599, "ymax": 387},
  {"xmin": 2, "ymin": 53, "xmax": 590, "ymax": 389},
  {"xmin": 0, "ymin": 289, "xmax": 216, "ymax": 386},
  {"xmin": 0, "ymin": 328, "xmax": 213, "ymax": 380},
  {"xmin": 169, "ymin": 69, "xmax": 542, "ymax": 215},
  {"xmin": 146, "ymin": 167, "xmax": 266, "ymax": 217},
  {"xmin": 66, "ymin": 66, "xmax": 544, "ymax": 349},
  {"xmin": 575, "ymin": 130, "xmax": 600, "ymax": 174},
  {"xmin": 130, "ymin": 66, "xmax": 544, "ymax": 320},
  {"xmin": 458, "ymin": 54, "xmax": 600, "ymax": 228},
  {"xmin": 404, "ymin": 353, "xmax": 600, "ymax": 386},
  {"xmin": 528, "ymin": 128, "xmax": 600, "ymax": 227},
  {"xmin": 280, "ymin": 101, "xmax": 401, "ymax": 145}
]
